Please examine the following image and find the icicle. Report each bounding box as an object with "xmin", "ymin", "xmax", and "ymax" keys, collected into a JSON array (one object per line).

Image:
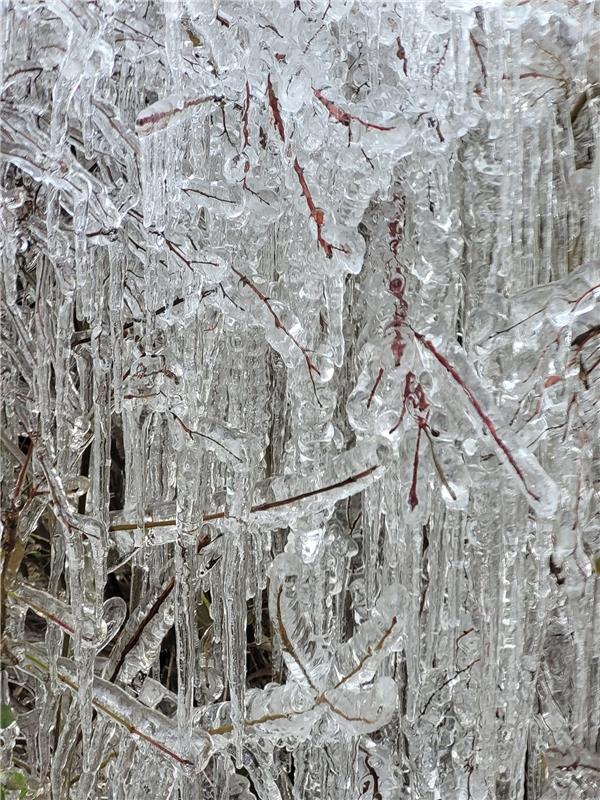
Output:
[{"xmin": 3, "ymin": 2, "xmax": 599, "ymax": 798}]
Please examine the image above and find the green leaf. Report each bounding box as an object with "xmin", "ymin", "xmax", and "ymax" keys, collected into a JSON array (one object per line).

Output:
[
  {"xmin": 197, "ymin": 593, "xmax": 213, "ymax": 630},
  {"xmin": 0, "ymin": 769, "xmax": 28, "ymax": 798},
  {"xmin": 0, "ymin": 704, "xmax": 15, "ymax": 729}
]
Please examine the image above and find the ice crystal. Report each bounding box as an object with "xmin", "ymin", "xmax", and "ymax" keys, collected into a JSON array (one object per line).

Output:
[{"xmin": 1, "ymin": 1, "xmax": 599, "ymax": 799}]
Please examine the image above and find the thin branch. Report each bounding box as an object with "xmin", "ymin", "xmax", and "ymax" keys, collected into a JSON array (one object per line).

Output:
[
  {"xmin": 469, "ymin": 32, "xmax": 487, "ymax": 87},
  {"xmin": 108, "ymin": 465, "xmax": 378, "ymax": 533},
  {"xmin": 330, "ymin": 614, "xmax": 398, "ymax": 691},
  {"xmin": 230, "ymin": 266, "xmax": 321, "ymax": 402},
  {"xmin": 293, "ymin": 158, "xmax": 341, "ymax": 258},
  {"xmin": 266, "ymin": 74, "xmax": 286, "ymax": 142},
  {"xmin": 108, "ymin": 577, "xmax": 175, "ymax": 682},
  {"xmin": 419, "ymin": 658, "xmax": 480, "ymax": 717},
  {"xmin": 8, "ymin": 589, "xmax": 83, "ymax": 640},
  {"xmin": 275, "ymin": 586, "xmax": 319, "ymax": 692},
  {"xmin": 410, "ymin": 329, "xmax": 541, "ymax": 504},
  {"xmin": 24, "ymin": 652, "xmax": 196, "ymax": 767},
  {"xmin": 423, "ymin": 426, "xmax": 457, "ymax": 501},
  {"xmin": 312, "ymin": 87, "xmax": 394, "ymax": 131},
  {"xmin": 366, "ymin": 367, "xmax": 384, "ymax": 409},
  {"xmin": 108, "ymin": 533, "xmax": 214, "ymax": 681},
  {"xmin": 171, "ymin": 412, "xmax": 242, "ymax": 463},
  {"xmin": 208, "ymin": 711, "xmax": 290, "ymax": 736}
]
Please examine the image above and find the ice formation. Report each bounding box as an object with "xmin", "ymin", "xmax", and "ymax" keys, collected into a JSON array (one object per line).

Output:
[{"xmin": 1, "ymin": 1, "xmax": 599, "ymax": 798}]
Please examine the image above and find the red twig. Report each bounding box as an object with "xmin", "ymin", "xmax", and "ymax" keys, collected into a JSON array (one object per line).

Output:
[
  {"xmin": 312, "ymin": 87, "xmax": 394, "ymax": 131},
  {"xmin": 469, "ymin": 32, "xmax": 487, "ymax": 87},
  {"xmin": 411, "ymin": 330, "xmax": 541, "ymax": 503},
  {"xmin": 431, "ymin": 38, "xmax": 450, "ymax": 85},
  {"xmin": 293, "ymin": 158, "xmax": 334, "ymax": 258},
  {"xmin": 266, "ymin": 74, "xmax": 286, "ymax": 142},
  {"xmin": 389, "ymin": 372, "xmax": 428, "ymax": 434},
  {"xmin": 386, "ymin": 272, "xmax": 409, "ymax": 366},
  {"xmin": 396, "ymin": 37, "xmax": 408, "ymax": 76},
  {"xmin": 135, "ymin": 94, "xmax": 221, "ymax": 133},
  {"xmin": 568, "ymin": 282, "xmax": 600, "ymax": 311},
  {"xmin": 408, "ymin": 421, "xmax": 424, "ymax": 510},
  {"xmin": 242, "ymin": 81, "xmax": 251, "ymax": 149},
  {"xmin": 367, "ymin": 367, "xmax": 384, "ymax": 408},
  {"xmin": 230, "ymin": 266, "xmax": 321, "ymax": 402}
]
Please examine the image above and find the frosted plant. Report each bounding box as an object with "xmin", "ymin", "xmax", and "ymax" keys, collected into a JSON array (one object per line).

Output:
[{"xmin": 1, "ymin": 0, "xmax": 600, "ymax": 799}]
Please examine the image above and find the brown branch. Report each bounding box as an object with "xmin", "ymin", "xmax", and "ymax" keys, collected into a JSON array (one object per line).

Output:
[
  {"xmin": 275, "ymin": 586, "xmax": 319, "ymax": 692},
  {"xmin": 410, "ymin": 329, "xmax": 541, "ymax": 504},
  {"xmin": 489, "ymin": 308, "xmax": 544, "ymax": 338},
  {"xmin": 366, "ymin": 367, "xmax": 384, "ymax": 409},
  {"xmin": 361, "ymin": 752, "xmax": 383, "ymax": 800},
  {"xmin": 419, "ymin": 658, "xmax": 480, "ymax": 717},
  {"xmin": 208, "ymin": 584, "xmax": 396, "ymax": 737},
  {"xmin": 330, "ymin": 614, "xmax": 398, "ymax": 691},
  {"xmin": 25, "ymin": 652, "xmax": 195, "ymax": 767},
  {"xmin": 469, "ymin": 32, "xmax": 487, "ymax": 87},
  {"xmin": 208, "ymin": 711, "xmax": 290, "ymax": 736},
  {"xmin": 242, "ymin": 81, "xmax": 251, "ymax": 148},
  {"xmin": 266, "ymin": 74, "xmax": 286, "ymax": 142},
  {"xmin": 245, "ymin": 464, "xmax": 379, "ymax": 514},
  {"xmin": 293, "ymin": 158, "xmax": 335, "ymax": 258},
  {"xmin": 518, "ymin": 71, "xmax": 565, "ymax": 83},
  {"xmin": 431, "ymin": 38, "xmax": 449, "ymax": 84},
  {"xmin": 569, "ymin": 281, "xmax": 600, "ymax": 311},
  {"xmin": 9, "ymin": 440, "xmax": 33, "ymax": 510},
  {"xmin": 108, "ymin": 577, "xmax": 175, "ymax": 682},
  {"xmin": 170, "ymin": 412, "xmax": 242, "ymax": 463},
  {"xmin": 164, "ymin": 238, "xmax": 220, "ymax": 271},
  {"xmin": 423, "ymin": 427, "xmax": 457, "ymax": 501},
  {"xmin": 361, "ymin": 147, "xmax": 375, "ymax": 169},
  {"xmin": 182, "ymin": 187, "xmax": 235, "ymax": 204},
  {"xmin": 571, "ymin": 325, "xmax": 600, "ymax": 350},
  {"xmin": 135, "ymin": 94, "xmax": 222, "ymax": 134},
  {"xmin": 103, "ymin": 467, "xmax": 384, "ymax": 691},
  {"xmin": 108, "ymin": 533, "xmax": 214, "ymax": 682},
  {"xmin": 312, "ymin": 87, "xmax": 394, "ymax": 131},
  {"xmin": 230, "ymin": 266, "xmax": 321, "ymax": 401},
  {"xmin": 275, "ymin": 587, "xmax": 387, "ymax": 725},
  {"xmin": 109, "ymin": 464, "xmax": 378, "ymax": 533},
  {"xmin": 396, "ymin": 37, "xmax": 408, "ymax": 76},
  {"xmin": 218, "ymin": 100, "xmax": 234, "ymax": 146},
  {"xmin": 9, "ymin": 589, "xmax": 89, "ymax": 640},
  {"xmin": 315, "ymin": 693, "xmax": 376, "ymax": 724},
  {"xmin": 428, "ymin": 116, "xmax": 445, "ymax": 143}
]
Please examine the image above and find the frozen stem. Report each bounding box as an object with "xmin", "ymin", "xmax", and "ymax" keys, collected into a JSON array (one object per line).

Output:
[{"xmin": 230, "ymin": 266, "xmax": 322, "ymax": 402}]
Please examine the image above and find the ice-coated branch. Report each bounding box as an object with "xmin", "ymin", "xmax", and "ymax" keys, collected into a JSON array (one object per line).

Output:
[{"xmin": 21, "ymin": 650, "xmax": 213, "ymax": 769}]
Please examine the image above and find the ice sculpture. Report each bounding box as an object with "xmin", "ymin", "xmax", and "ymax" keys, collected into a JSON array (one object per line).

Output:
[{"xmin": 1, "ymin": 0, "xmax": 599, "ymax": 798}]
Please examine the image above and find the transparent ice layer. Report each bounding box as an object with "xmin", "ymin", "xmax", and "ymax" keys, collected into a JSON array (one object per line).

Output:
[{"xmin": 1, "ymin": 1, "xmax": 599, "ymax": 799}]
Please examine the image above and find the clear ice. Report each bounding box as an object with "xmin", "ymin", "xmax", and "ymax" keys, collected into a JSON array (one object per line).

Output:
[{"xmin": 1, "ymin": 0, "xmax": 599, "ymax": 798}]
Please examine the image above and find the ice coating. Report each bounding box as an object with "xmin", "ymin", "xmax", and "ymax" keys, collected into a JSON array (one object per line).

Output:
[
  {"xmin": 2, "ymin": 1, "xmax": 599, "ymax": 799},
  {"xmin": 23, "ymin": 649, "xmax": 214, "ymax": 771}
]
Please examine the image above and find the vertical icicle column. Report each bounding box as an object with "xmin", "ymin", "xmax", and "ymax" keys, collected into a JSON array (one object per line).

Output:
[{"xmin": 2, "ymin": 2, "xmax": 600, "ymax": 800}]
